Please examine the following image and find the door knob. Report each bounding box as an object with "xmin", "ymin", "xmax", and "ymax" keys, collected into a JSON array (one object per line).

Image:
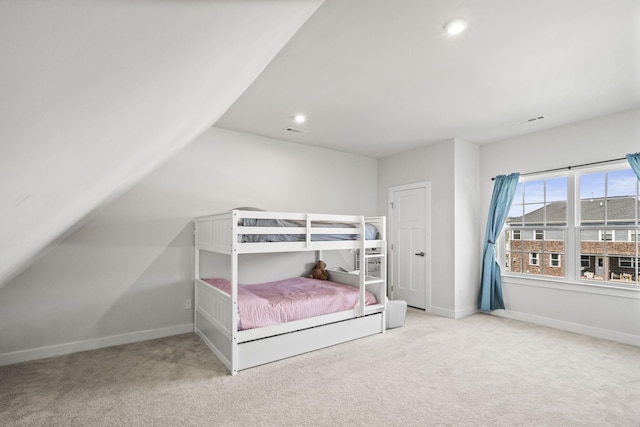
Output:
[{"xmin": 415, "ymin": 252, "xmax": 425, "ymax": 257}]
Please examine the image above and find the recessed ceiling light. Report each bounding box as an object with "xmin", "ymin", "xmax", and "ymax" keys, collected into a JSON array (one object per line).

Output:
[
  {"xmin": 293, "ymin": 114, "xmax": 306, "ymax": 124},
  {"xmin": 444, "ymin": 18, "xmax": 467, "ymax": 36}
]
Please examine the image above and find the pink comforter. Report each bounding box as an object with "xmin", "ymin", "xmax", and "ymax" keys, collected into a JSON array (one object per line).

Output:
[{"xmin": 203, "ymin": 277, "xmax": 377, "ymax": 330}]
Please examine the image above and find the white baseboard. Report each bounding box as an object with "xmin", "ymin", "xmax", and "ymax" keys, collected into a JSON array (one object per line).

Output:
[
  {"xmin": 429, "ymin": 305, "xmax": 455, "ymax": 318},
  {"xmin": 428, "ymin": 305, "xmax": 478, "ymax": 319},
  {"xmin": 454, "ymin": 306, "xmax": 479, "ymax": 319},
  {"xmin": 0, "ymin": 323, "xmax": 194, "ymax": 367},
  {"xmin": 492, "ymin": 310, "xmax": 640, "ymax": 347}
]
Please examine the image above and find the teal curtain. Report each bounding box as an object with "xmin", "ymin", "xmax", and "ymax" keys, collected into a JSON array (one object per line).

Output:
[
  {"xmin": 478, "ymin": 172, "xmax": 520, "ymax": 312},
  {"xmin": 627, "ymin": 152, "xmax": 640, "ymax": 180}
]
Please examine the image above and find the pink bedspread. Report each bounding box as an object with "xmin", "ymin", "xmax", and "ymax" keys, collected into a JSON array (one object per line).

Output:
[{"xmin": 202, "ymin": 277, "xmax": 377, "ymax": 330}]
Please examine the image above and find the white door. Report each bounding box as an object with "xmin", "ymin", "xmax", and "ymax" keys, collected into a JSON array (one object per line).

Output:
[
  {"xmin": 595, "ymin": 256, "xmax": 604, "ymax": 278},
  {"xmin": 389, "ymin": 182, "xmax": 430, "ymax": 310}
]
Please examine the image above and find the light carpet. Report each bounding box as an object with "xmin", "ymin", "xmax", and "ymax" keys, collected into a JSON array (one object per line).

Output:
[{"xmin": 1, "ymin": 309, "xmax": 639, "ymax": 426}]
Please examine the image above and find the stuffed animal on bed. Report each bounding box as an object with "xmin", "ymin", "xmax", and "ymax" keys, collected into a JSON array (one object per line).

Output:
[{"xmin": 309, "ymin": 260, "xmax": 329, "ymax": 280}]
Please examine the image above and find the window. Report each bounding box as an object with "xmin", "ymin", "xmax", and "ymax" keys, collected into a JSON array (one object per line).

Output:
[
  {"xmin": 529, "ymin": 252, "xmax": 539, "ymax": 266},
  {"xmin": 505, "ymin": 177, "xmax": 567, "ymax": 278},
  {"xmin": 599, "ymin": 230, "xmax": 613, "ymax": 241},
  {"xmin": 504, "ymin": 164, "xmax": 639, "ymax": 287},
  {"xmin": 580, "ymin": 255, "xmax": 591, "ymax": 268},
  {"xmin": 619, "ymin": 257, "xmax": 638, "ymax": 268}
]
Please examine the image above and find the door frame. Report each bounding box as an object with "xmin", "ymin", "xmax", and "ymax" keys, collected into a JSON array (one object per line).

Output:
[{"xmin": 388, "ymin": 181, "xmax": 431, "ymax": 311}]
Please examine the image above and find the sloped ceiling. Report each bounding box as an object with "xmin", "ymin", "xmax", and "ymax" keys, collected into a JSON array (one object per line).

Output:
[{"xmin": 0, "ymin": 0, "xmax": 323, "ymax": 287}]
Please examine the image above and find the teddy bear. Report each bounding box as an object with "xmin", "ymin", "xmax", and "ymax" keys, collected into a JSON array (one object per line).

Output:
[{"xmin": 309, "ymin": 260, "xmax": 329, "ymax": 280}]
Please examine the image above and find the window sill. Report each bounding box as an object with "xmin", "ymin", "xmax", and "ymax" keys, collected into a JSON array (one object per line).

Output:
[{"xmin": 502, "ymin": 274, "xmax": 640, "ymax": 299}]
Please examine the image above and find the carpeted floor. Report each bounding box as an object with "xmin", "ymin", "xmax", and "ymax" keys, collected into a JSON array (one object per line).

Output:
[{"xmin": 1, "ymin": 309, "xmax": 639, "ymax": 426}]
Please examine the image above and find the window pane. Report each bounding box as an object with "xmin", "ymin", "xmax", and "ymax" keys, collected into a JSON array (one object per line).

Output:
[
  {"xmin": 607, "ymin": 170, "xmax": 637, "ymax": 224},
  {"xmin": 545, "ymin": 200, "xmax": 567, "ymax": 226},
  {"xmin": 507, "ymin": 182, "xmax": 524, "ymax": 225},
  {"xmin": 608, "ymin": 200, "xmax": 636, "ymax": 224},
  {"xmin": 580, "ymin": 172, "xmax": 605, "ymax": 200},
  {"xmin": 546, "ymin": 177, "xmax": 568, "ymax": 202},
  {"xmin": 507, "ymin": 178, "xmax": 567, "ymax": 227},
  {"xmin": 523, "ymin": 203, "xmax": 544, "ymax": 225},
  {"xmin": 613, "ymin": 229, "xmax": 631, "ymax": 242},
  {"xmin": 581, "ymin": 229, "xmax": 599, "ymax": 241},
  {"xmin": 580, "ymin": 229, "xmax": 604, "ymax": 281},
  {"xmin": 520, "ymin": 229, "xmax": 533, "ymax": 240},
  {"xmin": 581, "ymin": 198, "xmax": 605, "ymax": 225},
  {"xmin": 608, "ymin": 169, "xmax": 637, "ymax": 197},
  {"xmin": 506, "ymin": 228, "xmax": 565, "ymax": 278},
  {"xmin": 546, "ymin": 230, "xmax": 564, "ymax": 240},
  {"xmin": 524, "ymin": 181, "xmax": 545, "ymax": 204},
  {"xmin": 513, "ymin": 182, "xmax": 524, "ymax": 204},
  {"xmin": 580, "ymin": 172, "xmax": 606, "ymax": 226},
  {"xmin": 506, "ymin": 251, "xmax": 522, "ymax": 273},
  {"xmin": 507, "ymin": 205, "xmax": 523, "ymax": 225},
  {"xmin": 606, "ymin": 228, "xmax": 637, "ymax": 284},
  {"xmin": 580, "ymin": 170, "xmax": 638, "ymax": 225}
]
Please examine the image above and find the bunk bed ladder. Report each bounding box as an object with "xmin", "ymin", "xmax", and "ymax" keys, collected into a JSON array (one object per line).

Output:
[
  {"xmin": 358, "ymin": 217, "xmax": 367, "ymax": 317},
  {"xmin": 358, "ymin": 217, "xmax": 387, "ymax": 328},
  {"xmin": 357, "ymin": 217, "xmax": 387, "ymax": 324}
]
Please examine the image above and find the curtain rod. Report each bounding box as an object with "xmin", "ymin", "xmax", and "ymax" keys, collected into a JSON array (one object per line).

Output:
[{"xmin": 491, "ymin": 156, "xmax": 628, "ymax": 180}]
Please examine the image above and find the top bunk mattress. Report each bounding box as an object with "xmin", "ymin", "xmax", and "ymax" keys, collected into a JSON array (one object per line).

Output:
[
  {"xmin": 195, "ymin": 210, "xmax": 386, "ymax": 253},
  {"xmin": 239, "ymin": 217, "xmax": 378, "ymax": 242}
]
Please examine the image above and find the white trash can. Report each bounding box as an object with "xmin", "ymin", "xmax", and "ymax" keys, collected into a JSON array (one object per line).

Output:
[{"xmin": 386, "ymin": 297, "xmax": 407, "ymax": 329}]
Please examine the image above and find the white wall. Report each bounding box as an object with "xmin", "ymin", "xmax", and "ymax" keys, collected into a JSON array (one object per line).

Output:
[
  {"xmin": 480, "ymin": 108, "xmax": 640, "ymax": 346},
  {"xmin": 378, "ymin": 139, "xmax": 481, "ymax": 318},
  {"xmin": 0, "ymin": 128, "xmax": 377, "ymax": 365},
  {"xmin": 453, "ymin": 140, "xmax": 481, "ymax": 316},
  {"xmin": 0, "ymin": 0, "xmax": 322, "ymax": 288},
  {"xmin": 378, "ymin": 140, "xmax": 456, "ymax": 315}
]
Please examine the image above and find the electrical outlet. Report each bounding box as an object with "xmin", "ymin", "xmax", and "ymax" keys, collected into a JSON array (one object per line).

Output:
[{"xmin": 184, "ymin": 299, "xmax": 192, "ymax": 310}]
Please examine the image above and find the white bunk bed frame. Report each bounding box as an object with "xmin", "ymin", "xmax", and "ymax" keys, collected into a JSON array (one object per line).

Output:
[{"xmin": 194, "ymin": 209, "xmax": 387, "ymax": 375}]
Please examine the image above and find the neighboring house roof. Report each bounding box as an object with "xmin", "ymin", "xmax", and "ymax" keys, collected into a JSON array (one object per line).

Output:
[{"xmin": 507, "ymin": 196, "xmax": 638, "ymax": 225}]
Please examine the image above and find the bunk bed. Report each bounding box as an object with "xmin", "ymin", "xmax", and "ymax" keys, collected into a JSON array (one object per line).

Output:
[{"xmin": 194, "ymin": 209, "xmax": 387, "ymax": 375}]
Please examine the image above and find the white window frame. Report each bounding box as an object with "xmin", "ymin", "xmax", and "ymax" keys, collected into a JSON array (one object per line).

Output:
[
  {"xmin": 529, "ymin": 252, "xmax": 539, "ymax": 266},
  {"xmin": 580, "ymin": 255, "xmax": 591, "ymax": 268},
  {"xmin": 599, "ymin": 230, "xmax": 613, "ymax": 241},
  {"xmin": 550, "ymin": 253, "xmax": 561, "ymax": 268},
  {"xmin": 501, "ymin": 162, "xmax": 639, "ymax": 289},
  {"xmin": 619, "ymin": 257, "xmax": 638, "ymax": 268}
]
